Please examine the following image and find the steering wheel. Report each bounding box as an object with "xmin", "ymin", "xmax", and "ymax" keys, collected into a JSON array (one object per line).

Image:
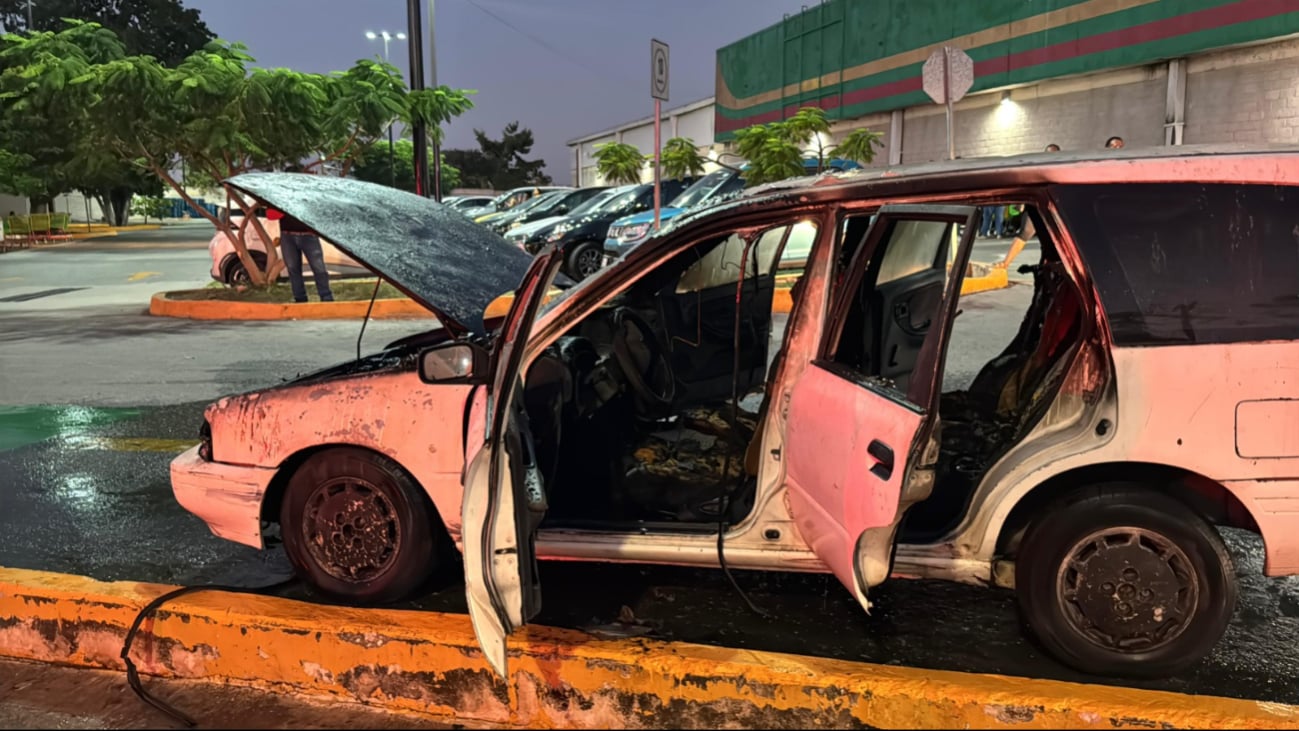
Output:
[{"xmin": 610, "ymin": 307, "xmax": 676, "ymax": 414}]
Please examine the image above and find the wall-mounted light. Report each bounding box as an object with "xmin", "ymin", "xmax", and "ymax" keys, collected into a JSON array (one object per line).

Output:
[{"xmin": 1000, "ymin": 90, "xmax": 1012, "ymax": 105}]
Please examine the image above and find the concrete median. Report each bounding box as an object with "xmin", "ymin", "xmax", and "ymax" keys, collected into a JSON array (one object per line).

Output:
[{"xmin": 0, "ymin": 566, "xmax": 1294, "ymax": 729}]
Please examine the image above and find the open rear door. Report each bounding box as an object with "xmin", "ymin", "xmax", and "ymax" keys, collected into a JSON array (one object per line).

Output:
[
  {"xmin": 782, "ymin": 205, "xmax": 977, "ymax": 607},
  {"xmin": 461, "ymin": 250, "xmax": 562, "ymax": 678}
]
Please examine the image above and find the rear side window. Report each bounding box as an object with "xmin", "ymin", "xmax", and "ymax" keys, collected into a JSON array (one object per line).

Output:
[{"xmin": 1053, "ymin": 183, "xmax": 1299, "ymax": 345}]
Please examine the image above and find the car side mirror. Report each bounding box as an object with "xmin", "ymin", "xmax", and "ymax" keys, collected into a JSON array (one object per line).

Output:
[{"xmin": 418, "ymin": 342, "xmax": 487, "ymax": 384}]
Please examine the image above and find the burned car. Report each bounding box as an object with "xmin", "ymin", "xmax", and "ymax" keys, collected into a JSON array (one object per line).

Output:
[{"xmin": 172, "ymin": 147, "xmax": 1299, "ymax": 680}]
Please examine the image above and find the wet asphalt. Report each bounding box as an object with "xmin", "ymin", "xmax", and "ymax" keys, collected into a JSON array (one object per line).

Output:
[{"xmin": 0, "ymin": 230, "xmax": 1297, "ymax": 706}]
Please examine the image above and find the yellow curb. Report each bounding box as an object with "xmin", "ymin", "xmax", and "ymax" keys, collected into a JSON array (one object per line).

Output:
[
  {"xmin": 68, "ymin": 230, "xmax": 118, "ymax": 240},
  {"xmin": 0, "ymin": 566, "xmax": 1294, "ymax": 730},
  {"xmin": 111, "ymin": 224, "xmax": 163, "ymax": 232},
  {"xmin": 149, "ymin": 291, "xmax": 434, "ymax": 321},
  {"xmin": 961, "ymin": 266, "xmax": 1010, "ymax": 295}
]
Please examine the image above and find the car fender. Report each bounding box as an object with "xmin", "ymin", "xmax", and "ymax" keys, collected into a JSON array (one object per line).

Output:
[{"xmin": 205, "ymin": 371, "xmax": 474, "ymax": 540}]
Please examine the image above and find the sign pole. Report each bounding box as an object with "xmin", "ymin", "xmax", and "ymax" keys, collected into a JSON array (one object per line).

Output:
[
  {"xmin": 653, "ymin": 99, "xmax": 662, "ymax": 230},
  {"xmin": 944, "ymin": 46, "xmax": 955, "ymax": 161},
  {"xmin": 650, "ymin": 38, "xmax": 669, "ymax": 231}
]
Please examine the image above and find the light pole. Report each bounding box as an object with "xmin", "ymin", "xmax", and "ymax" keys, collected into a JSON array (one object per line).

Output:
[
  {"xmin": 365, "ymin": 30, "xmax": 407, "ymax": 188},
  {"xmin": 26, "ymin": 0, "xmax": 33, "ymax": 28}
]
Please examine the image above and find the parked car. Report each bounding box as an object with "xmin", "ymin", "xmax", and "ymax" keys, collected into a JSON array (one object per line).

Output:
[
  {"xmin": 464, "ymin": 185, "xmax": 571, "ymax": 222},
  {"xmin": 524, "ymin": 179, "xmax": 694, "ymax": 280},
  {"xmin": 474, "ymin": 189, "xmax": 565, "ymax": 229},
  {"xmin": 604, "ymin": 158, "xmax": 862, "ymax": 263},
  {"xmin": 505, "ymin": 186, "xmax": 627, "ymax": 250},
  {"xmin": 443, "ymin": 195, "xmax": 494, "ymax": 215},
  {"xmin": 207, "ymin": 212, "xmax": 362, "ymax": 286},
  {"xmin": 173, "ymin": 147, "xmax": 1297, "ymax": 681},
  {"xmin": 487, "ymin": 186, "xmax": 610, "ymax": 236}
]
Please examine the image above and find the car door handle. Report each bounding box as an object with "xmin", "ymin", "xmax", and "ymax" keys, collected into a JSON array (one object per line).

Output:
[{"xmin": 868, "ymin": 439, "xmax": 894, "ymax": 481}]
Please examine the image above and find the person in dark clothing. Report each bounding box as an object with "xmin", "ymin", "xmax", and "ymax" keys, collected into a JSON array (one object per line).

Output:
[{"xmin": 267, "ymin": 206, "xmax": 334, "ymax": 302}]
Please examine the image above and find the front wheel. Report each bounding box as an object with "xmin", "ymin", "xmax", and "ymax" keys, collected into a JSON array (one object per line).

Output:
[
  {"xmin": 1015, "ymin": 484, "xmax": 1236, "ymax": 678},
  {"xmin": 280, "ymin": 447, "xmax": 442, "ymax": 605},
  {"xmin": 565, "ymin": 241, "xmax": 603, "ymax": 280},
  {"xmin": 223, "ymin": 251, "xmax": 268, "ymax": 287}
]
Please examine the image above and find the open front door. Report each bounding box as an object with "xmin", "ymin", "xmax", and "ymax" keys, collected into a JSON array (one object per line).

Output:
[
  {"xmin": 783, "ymin": 205, "xmax": 977, "ymax": 607},
  {"xmin": 461, "ymin": 250, "xmax": 562, "ymax": 678}
]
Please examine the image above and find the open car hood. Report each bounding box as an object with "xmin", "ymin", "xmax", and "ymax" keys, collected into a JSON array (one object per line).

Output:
[{"xmin": 225, "ymin": 173, "xmax": 533, "ymax": 337}]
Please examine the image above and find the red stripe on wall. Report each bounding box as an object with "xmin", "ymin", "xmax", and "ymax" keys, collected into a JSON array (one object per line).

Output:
[{"xmin": 716, "ymin": 0, "xmax": 1293, "ymax": 134}]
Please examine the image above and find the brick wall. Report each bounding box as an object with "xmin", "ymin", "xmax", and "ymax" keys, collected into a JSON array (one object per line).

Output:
[
  {"xmin": 1184, "ymin": 40, "xmax": 1299, "ymax": 145},
  {"xmin": 901, "ymin": 70, "xmax": 1166, "ymax": 163}
]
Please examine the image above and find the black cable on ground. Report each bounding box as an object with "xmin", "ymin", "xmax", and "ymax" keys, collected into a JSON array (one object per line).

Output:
[{"xmin": 121, "ymin": 578, "xmax": 298, "ymax": 729}]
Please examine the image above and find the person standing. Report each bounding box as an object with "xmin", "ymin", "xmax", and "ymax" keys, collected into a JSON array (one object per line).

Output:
[{"xmin": 267, "ymin": 206, "xmax": 334, "ymax": 303}]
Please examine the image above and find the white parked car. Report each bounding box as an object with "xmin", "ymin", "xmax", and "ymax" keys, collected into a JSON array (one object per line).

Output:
[{"xmin": 208, "ymin": 214, "xmax": 362, "ymax": 286}]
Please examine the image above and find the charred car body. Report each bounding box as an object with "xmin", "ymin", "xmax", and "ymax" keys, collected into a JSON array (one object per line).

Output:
[{"xmin": 173, "ymin": 147, "xmax": 1299, "ymax": 681}]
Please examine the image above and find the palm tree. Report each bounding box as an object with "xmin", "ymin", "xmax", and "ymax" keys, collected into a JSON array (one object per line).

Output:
[
  {"xmin": 661, "ymin": 137, "xmax": 707, "ymax": 181},
  {"xmin": 593, "ymin": 142, "xmax": 646, "ymax": 186}
]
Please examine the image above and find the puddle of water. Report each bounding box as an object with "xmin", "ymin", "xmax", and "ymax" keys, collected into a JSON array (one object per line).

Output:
[{"xmin": 0, "ymin": 405, "xmax": 141, "ymax": 452}]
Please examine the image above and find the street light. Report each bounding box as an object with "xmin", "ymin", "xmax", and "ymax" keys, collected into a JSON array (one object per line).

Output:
[{"xmin": 365, "ymin": 30, "xmax": 408, "ymax": 188}]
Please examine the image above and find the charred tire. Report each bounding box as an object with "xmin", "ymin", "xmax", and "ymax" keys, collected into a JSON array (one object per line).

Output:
[
  {"xmin": 565, "ymin": 241, "xmax": 602, "ymax": 280},
  {"xmin": 1016, "ymin": 484, "xmax": 1236, "ymax": 678},
  {"xmin": 223, "ymin": 251, "xmax": 267, "ymax": 286},
  {"xmin": 280, "ymin": 447, "xmax": 440, "ymax": 605}
]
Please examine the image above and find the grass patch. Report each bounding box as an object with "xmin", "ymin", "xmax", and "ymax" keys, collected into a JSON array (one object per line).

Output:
[{"xmin": 169, "ymin": 279, "xmax": 406, "ymax": 303}]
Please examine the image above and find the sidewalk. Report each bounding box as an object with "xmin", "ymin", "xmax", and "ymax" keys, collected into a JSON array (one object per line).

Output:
[{"xmin": 0, "ymin": 658, "xmax": 498, "ymax": 730}]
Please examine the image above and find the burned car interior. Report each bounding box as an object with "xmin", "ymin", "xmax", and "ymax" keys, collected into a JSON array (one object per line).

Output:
[
  {"xmin": 524, "ymin": 223, "xmax": 810, "ymax": 530},
  {"xmin": 518, "ymin": 197, "xmax": 1084, "ymax": 545}
]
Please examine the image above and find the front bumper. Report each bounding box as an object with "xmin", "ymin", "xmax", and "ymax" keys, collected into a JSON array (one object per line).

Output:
[{"xmin": 170, "ymin": 445, "xmax": 278, "ymax": 550}]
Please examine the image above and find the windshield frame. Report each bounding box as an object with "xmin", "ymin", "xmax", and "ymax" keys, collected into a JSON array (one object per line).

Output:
[
  {"xmin": 567, "ymin": 186, "xmax": 628, "ymax": 217},
  {"xmin": 668, "ymin": 169, "xmax": 737, "ymax": 210}
]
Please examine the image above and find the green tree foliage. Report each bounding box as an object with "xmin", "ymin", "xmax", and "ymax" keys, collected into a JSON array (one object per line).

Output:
[
  {"xmin": 444, "ymin": 122, "xmax": 551, "ymax": 189},
  {"xmin": 592, "ymin": 141, "xmax": 646, "ymax": 186},
  {"xmin": 660, "ymin": 137, "xmax": 707, "ymax": 181},
  {"xmin": 0, "ymin": 0, "xmax": 215, "ymax": 222},
  {"xmin": 830, "ymin": 128, "xmax": 885, "ymax": 166},
  {"xmin": 352, "ymin": 139, "xmax": 461, "ymax": 194},
  {"xmin": 732, "ymin": 106, "xmax": 841, "ymax": 187},
  {"xmin": 129, "ymin": 195, "xmax": 169, "ymax": 223},
  {"xmin": 89, "ymin": 35, "xmax": 473, "ymax": 285},
  {"xmin": 0, "ymin": 0, "xmax": 214, "ymax": 64}
]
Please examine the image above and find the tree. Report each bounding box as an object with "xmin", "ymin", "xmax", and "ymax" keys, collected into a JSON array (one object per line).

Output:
[
  {"xmin": 733, "ymin": 123, "xmax": 802, "ymax": 187},
  {"xmin": 130, "ymin": 195, "xmax": 168, "ymax": 223},
  {"xmin": 0, "ymin": 0, "xmax": 213, "ymax": 65},
  {"xmin": 0, "ymin": 1, "xmax": 215, "ymax": 222},
  {"xmin": 444, "ymin": 121, "xmax": 551, "ymax": 189},
  {"xmin": 592, "ymin": 141, "xmax": 646, "ymax": 186},
  {"xmin": 86, "ymin": 33, "xmax": 474, "ymax": 285},
  {"xmin": 731, "ymin": 106, "xmax": 839, "ymax": 187},
  {"xmin": 661, "ymin": 137, "xmax": 707, "ymax": 181},
  {"xmin": 352, "ymin": 139, "xmax": 461, "ymax": 193},
  {"xmin": 0, "ymin": 21, "xmax": 127, "ymax": 213},
  {"xmin": 783, "ymin": 106, "xmax": 831, "ymax": 172},
  {"xmin": 830, "ymin": 128, "xmax": 885, "ymax": 166}
]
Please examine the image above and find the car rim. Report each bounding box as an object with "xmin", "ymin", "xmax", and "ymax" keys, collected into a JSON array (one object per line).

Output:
[
  {"xmin": 1056, "ymin": 526, "xmax": 1199, "ymax": 653},
  {"xmin": 230, "ymin": 265, "xmax": 249, "ymax": 286},
  {"xmin": 302, "ymin": 476, "xmax": 401, "ymax": 583},
  {"xmin": 577, "ymin": 248, "xmax": 601, "ymax": 276}
]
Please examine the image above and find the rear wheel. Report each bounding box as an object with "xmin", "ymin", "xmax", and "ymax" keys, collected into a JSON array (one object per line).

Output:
[
  {"xmin": 1016, "ymin": 484, "xmax": 1236, "ymax": 678},
  {"xmin": 280, "ymin": 447, "xmax": 442, "ymax": 605}
]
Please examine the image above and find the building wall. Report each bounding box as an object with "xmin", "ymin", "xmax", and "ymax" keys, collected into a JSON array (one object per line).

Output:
[
  {"xmin": 715, "ymin": 0, "xmax": 1299, "ymax": 140},
  {"xmin": 570, "ymin": 35, "xmax": 1299, "ymax": 182},
  {"xmin": 1184, "ymin": 37, "xmax": 1299, "ymax": 144},
  {"xmin": 902, "ymin": 65, "xmax": 1166, "ymax": 162},
  {"xmin": 569, "ymin": 99, "xmax": 718, "ymax": 187}
]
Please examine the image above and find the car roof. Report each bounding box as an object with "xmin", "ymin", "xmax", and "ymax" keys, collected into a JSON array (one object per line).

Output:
[
  {"xmin": 744, "ymin": 144, "xmax": 1299, "ymax": 200},
  {"xmin": 655, "ymin": 144, "xmax": 1299, "ymax": 241}
]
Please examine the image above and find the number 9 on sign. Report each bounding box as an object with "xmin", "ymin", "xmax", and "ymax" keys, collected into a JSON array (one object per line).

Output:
[{"xmin": 651, "ymin": 39, "xmax": 669, "ymax": 101}]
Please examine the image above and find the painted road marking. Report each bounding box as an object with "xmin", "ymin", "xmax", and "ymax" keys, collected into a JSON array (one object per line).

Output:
[
  {"xmin": 0, "ymin": 277, "xmax": 22, "ymax": 283},
  {"xmin": 0, "ymin": 287, "xmax": 87, "ymax": 303},
  {"xmin": 128, "ymin": 271, "xmax": 162, "ymax": 282}
]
